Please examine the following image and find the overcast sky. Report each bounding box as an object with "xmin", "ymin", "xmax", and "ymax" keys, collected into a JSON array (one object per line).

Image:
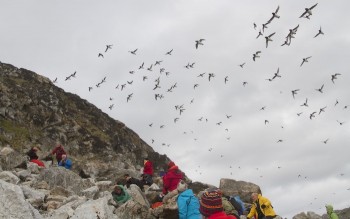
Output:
[{"xmin": 1, "ymin": 0, "xmax": 349, "ymax": 217}]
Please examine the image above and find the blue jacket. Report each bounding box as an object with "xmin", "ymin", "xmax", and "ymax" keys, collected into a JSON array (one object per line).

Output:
[
  {"xmin": 58, "ymin": 159, "xmax": 72, "ymax": 170},
  {"xmin": 177, "ymin": 189, "xmax": 201, "ymax": 219}
]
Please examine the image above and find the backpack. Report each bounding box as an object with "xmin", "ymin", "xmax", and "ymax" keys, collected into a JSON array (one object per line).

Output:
[
  {"xmin": 177, "ymin": 189, "xmax": 201, "ymax": 219},
  {"xmin": 229, "ymin": 196, "xmax": 244, "ymax": 216}
]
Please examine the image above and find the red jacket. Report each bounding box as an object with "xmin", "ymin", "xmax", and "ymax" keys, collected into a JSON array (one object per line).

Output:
[
  {"xmin": 143, "ymin": 160, "xmax": 153, "ymax": 175},
  {"xmin": 30, "ymin": 159, "xmax": 45, "ymax": 167},
  {"xmin": 162, "ymin": 165, "xmax": 183, "ymax": 194},
  {"xmin": 208, "ymin": 212, "xmax": 238, "ymax": 219},
  {"xmin": 51, "ymin": 145, "xmax": 66, "ymax": 161}
]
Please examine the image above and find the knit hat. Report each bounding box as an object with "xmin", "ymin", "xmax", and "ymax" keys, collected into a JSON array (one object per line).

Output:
[{"xmin": 199, "ymin": 188, "xmax": 223, "ymax": 217}]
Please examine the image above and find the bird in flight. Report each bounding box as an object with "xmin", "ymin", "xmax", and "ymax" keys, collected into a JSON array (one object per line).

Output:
[
  {"xmin": 336, "ymin": 120, "xmax": 345, "ymax": 125},
  {"xmin": 322, "ymin": 138, "xmax": 329, "ymax": 144},
  {"xmin": 129, "ymin": 48, "xmax": 138, "ymax": 55},
  {"xmin": 165, "ymin": 49, "xmax": 173, "ymax": 55},
  {"xmin": 253, "ymin": 51, "xmax": 261, "ymax": 61},
  {"xmin": 299, "ymin": 3, "xmax": 318, "ymax": 18},
  {"xmin": 331, "ymin": 73, "xmax": 341, "ymax": 83},
  {"xmin": 98, "ymin": 53, "xmax": 104, "ymax": 58},
  {"xmin": 292, "ymin": 89, "xmax": 300, "ymax": 99},
  {"xmin": 309, "ymin": 111, "xmax": 317, "ymax": 120},
  {"xmin": 301, "ymin": 98, "xmax": 309, "ymax": 107},
  {"xmin": 195, "ymin": 39, "xmax": 205, "ymax": 49},
  {"xmin": 267, "ymin": 5, "xmax": 280, "ymax": 24},
  {"xmin": 105, "ymin": 44, "xmax": 113, "ymax": 52},
  {"xmin": 300, "ymin": 56, "xmax": 312, "ymax": 66},
  {"xmin": 319, "ymin": 106, "xmax": 327, "ymax": 115},
  {"xmin": 239, "ymin": 62, "xmax": 246, "ymax": 68},
  {"xmin": 265, "ymin": 32, "xmax": 276, "ymax": 48},
  {"xmin": 52, "ymin": 77, "xmax": 57, "ymax": 83},
  {"xmin": 314, "ymin": 26, "xmax": 324, "ymax": 38},
  {"xmin": 139, "ymin": 62, "xmax": 144, "ymax": 69},
  {"xmin": 315, "ymin": 84, "xmax": 324, "ymax": 93}
]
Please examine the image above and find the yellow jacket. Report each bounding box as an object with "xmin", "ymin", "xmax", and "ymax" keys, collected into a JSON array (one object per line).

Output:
[{"xmin": 247, "ymin": 194, "xmax": 276, "ymax": 219}]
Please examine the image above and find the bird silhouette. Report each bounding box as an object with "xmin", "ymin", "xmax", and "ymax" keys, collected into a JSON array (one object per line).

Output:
[
  {"xmin": 292, "ymin": 89, "xmax": 300, "ymax": 99},
  {"xmin": 265, "ymin": 32, "xmax": 276, "ymax": 48},
  {"xmin": 299, "ymin": 3, "xmax": 318, "ymax": 18},
  {"xmin": 336, "ymin": 120, "xmax": 345, "ymax": 125},
  {"xmin": 165, "ymin": 49, "xmax": 173, "ymax": 55},
  {"xmin": 300, "ymin": 56, "xmax": 312, "ymax": 66},
  {"xmin": 301, "ymin": 98, "xmax": 309, "ymax": 107},
  {"xmin": 98, "ymin": 53, "xmax": 104, "ymax": 58},
  {"xmin": 253, "ymin": 51, "xmax": 261, "ymax": 61},
  {"xmin": 319, "ymin": 106, "xmax": 327, "ymax": 115},
  {"xmin": 195, "ymin": 39, "xmax": 205, "ymax": 49},
  {"xmin": 331, "ymin": 73, "xmax": 341, "ymax": 83},
  {"xmin": 314, "ymin": 26, "xmax": 324, "ymax": 38},
  {"xmin": 267, "ymin": 5, "xmax": 280, "ymax": 24},
  {"xmin": 129, "ymin": 49, "xmax": 138, "ymax": 55},
  {"xmin": 309, "ymin": 111, "xmax": 317, "ymax": 120},
  {"xmin": 52, "ymin": 77, "xmax": 57, "ymax": 83},
  {"xmin": 315, "ymin": 84, "xmax": 324, "ymax": 93},
  {"xmin": 139, "ymin": 62, "xmax": 144, "ymax": 69},
  {"xmin": 322, "ymin": 138, "xmax": 329, "ymax": 144},
  {"xmin": 105, "ymin": 44, "xmax": 112, "ymax": 52},
  {"xmin": 239, "ymin": 62, "xmax": 246, "ymax": 68},
  {"xmin": 256, "ymin": 30, "xmax": 263, "ymax": 39}
]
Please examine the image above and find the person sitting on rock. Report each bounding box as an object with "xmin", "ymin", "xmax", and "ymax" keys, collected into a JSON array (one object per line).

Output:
[
  {"xmin": 325, "ymin": 204, "xmax": 339, "ymax": 219},
  {"xmin": 26, "ymin": 146, "xmax": 45, "ymax": 167},
  {"xmin": 124, "ymin": 173, "xmax": 144, "ymax": 190},
  {"xmin": 247, "ymin": 192, "xmax": 277, "ymax": 219},
  {"xmin": 142, "ymin": 157, "xmax": 154, "ymax": 186},
  {"xmin": 58, "ymin": 154, "xmax": 72, "ymax": 170},
  {"xmin": 161, "ymin": 161, "xmax": 183, "ymax": 198},
  {"xmin": 51, "ymin": 144, "xmax": 66, "ymax": 164},
  {"xmin": 199, "ymin": 188, "xmax": 237, "ymax": 219},
  {"xmin": 111, "ymin": 185, "xmax": 131, "ymax": 207}
]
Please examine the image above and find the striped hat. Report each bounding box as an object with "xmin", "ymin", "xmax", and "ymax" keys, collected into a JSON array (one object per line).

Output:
[{"xmin": 199, "ymin": 188, "xmax": 223, "ymax": 217}]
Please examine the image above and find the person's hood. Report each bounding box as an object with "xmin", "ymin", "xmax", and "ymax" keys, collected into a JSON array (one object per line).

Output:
[
  {"xmin": 326, "ymin": 204, "xmax": 334, "ymax": 214},
  {"xmin": 179, "ymin": 188, "xmax": 194, "ymax": 197}
]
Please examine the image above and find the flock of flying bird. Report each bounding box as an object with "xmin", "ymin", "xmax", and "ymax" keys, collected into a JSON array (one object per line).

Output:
[{"xmin": 50, "ymin": 2, "xmax": 349, "ymax": 197}]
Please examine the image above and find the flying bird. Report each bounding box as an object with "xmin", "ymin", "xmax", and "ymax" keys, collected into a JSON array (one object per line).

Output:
[
  {"xmin": 139, "ymin": 62, "xmax": 144, "ymax": 69},
  {"xmin": 195, "ymin": 39, "xmax": 205, "ymax": 49},
  {"xmin": 322, "ymin": 139, "xmax": 329, "ymax": 144},
  {"xmin": 105, "ymin": 44, "xmax": 113, "ymax": 52},
  {"xmin": 291, "ymin": 89, "xmax": 300, "ymax": 99},
  {"xmin": 165, "ymin": 49, "xmax": 173, "ymax": 55},
  {"xmin": 314, "ymin": 26, "xmax": 324, "ymax": 38},
  {"xmin": 267, "ymin": 5, "xmax": 280, "ymax": 24},
  {"xmin": 299, "ymin": 3, "xmax": 318, "ymax": 18},
  {"xmin": 265, "ymin": 32, "xmax": 276, "ymax": 48},
  {"xmin": 300, "ymin": 56, "xmax": 312, "ymax": 66},
  {"xmin": 301, "ymin": 98, "xmax": 309, "ymax": 107},
  {"xmin": 309, "ymin": 112, "xmax": 317, "ymax": 120},
  {"xmin": 239, "ymin": 62, "xmax": 246, "ymax": 68},
  {"xmin": 315, "ymin": 84, "xmax": 324, "ymax": 93},
  {"xmin": 253, "ymin": 51, "xmax": 261, "ymax": 61},
  {"xmin": 52, "ymin": 77, "xmax": 57, "ymax": 83},
  {"xmin": 331, "ymin": 73, "xmax": 341, "ymax": 83},
  {"xmin": 319, "ymin": 106, "xmax": 327, "ymax": 115},
  {"xmin": 129, "ymin": 48, "xmax": 138, "ymax": 55},
  {"xmin": 98, "ymin": 53, "xmax": 104, "ymax": 58}
]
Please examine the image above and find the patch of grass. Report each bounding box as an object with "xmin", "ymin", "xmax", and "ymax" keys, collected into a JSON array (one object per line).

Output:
[{"xmin": 0, "ymin": 118, "xmax": 33, "ymax": 151}]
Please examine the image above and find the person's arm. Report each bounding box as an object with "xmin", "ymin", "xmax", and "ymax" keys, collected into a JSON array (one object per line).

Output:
[{"xmin": 247, "ymin": 204, "xmax": 256, "ymax": 219}]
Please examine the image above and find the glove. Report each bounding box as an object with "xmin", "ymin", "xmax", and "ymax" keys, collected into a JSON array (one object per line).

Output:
[{"xmin": 261, "ymin": 204, "xmax": 266, "ymax": 209}]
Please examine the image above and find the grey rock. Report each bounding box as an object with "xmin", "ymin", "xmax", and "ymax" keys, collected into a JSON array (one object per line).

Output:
[
  {"xmin": 81, "ymin": 185, "xmax": 99, "ymax": 199},
  {"xmin": 21, "ymin": 185, "xmax": 46, "ymax": 208},
  {"xmin": 129, "ymin": 184, "xmax": 150, "ymax": 208},
  {"xmin": 16, "ymin": 169, "xmax": 32, "ymax": 181},
  {"xmin": 0, "ymin": 179, "xmax": 43, "ymax": 219},
  {"xmin": 219, "ymin": 178, "xmax": 261, "ymax": 203},
  {"xmin": 0, "ymin": 146, "xmax": 27, "ymax": 171},
  {"xmin": 70, "ymin": 197, "xmax": 117, "ymax": 219},
  {"xmin": 0, "ymin": 170, "xmax": 20, "ymax": 184},
  {"xmin": 293, "ymin": 211, "xmax": 322, "ymax": 219}
]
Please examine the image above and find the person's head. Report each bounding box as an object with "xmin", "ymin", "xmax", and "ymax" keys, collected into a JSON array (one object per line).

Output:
[
  {"xmin": 251, "ymin": 192, "xmax": 259, "ymax": 202},
  {"xmin": 177, "ymin": 180, "xmax": 188, "ymax": 193},
  {"xmin": 144, "ymin": 157, "xmax": 149, "ymax": 164},
  {"xmin": 124, "ymin": 174, "xmax": 131, "ymax": 180},
  {"xmin": 199, "ymin": 187, "xmax": 223, "ymax": 217},
  {"xmin": 168, "ymin": 161, "xmax": 175, "ymax": 169},
  {"xmin": 114, "ymin": 185, "xmax": 122, "ymax": 194},
  {"xmin": 61, "ymin": 154, "xmax": 67, "ymax": 160}
]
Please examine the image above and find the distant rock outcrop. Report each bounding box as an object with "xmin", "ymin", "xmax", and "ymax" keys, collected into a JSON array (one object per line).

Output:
[{"xmin": 219, "ymin": 178, "xmax": 261, "ymax": 203}]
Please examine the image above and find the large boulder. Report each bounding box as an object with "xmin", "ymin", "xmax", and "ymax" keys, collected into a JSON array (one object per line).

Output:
[
  {"xmin": 0, "ymin": 170, "xmax": 20, "ymax": 184},
  {"xmin": 115, "ymin": 199, "xmax": 150, "ymax": 219},
  {"xmin": 0, "ymin": 179, "xmax": 43, "ymax": 219},
  {"xmin": 38, "ymin": 167, "xmax": 94, "ymax": 195},
  {"xmin": 293, "ymin": 212, "xmax": 322, "ymax": 219},
  {"xmin": 219, "ymin": 178, "xmax": 261, "ymax": 203},
  {"xmin": 21, "ymin": 185, "xmax": 47, "ymax": 209},
  {"xmin": 70, "ymin": 197, "xmax": 117, "ymax": 219},
  {"xmin": 129, "ymin": 184, "xmax": 150, "ymax": 208},
  {"xmin": 0, "ymin": 146, "xmax": 27, "ymax": 171}
]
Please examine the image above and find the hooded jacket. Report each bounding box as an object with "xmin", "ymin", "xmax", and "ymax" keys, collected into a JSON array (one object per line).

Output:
[
  {"xmin": 177, "ymin": 189, "xmax": 201, "ymax": 219},
  {"xmin": 162, "ymin": 165, "xmax": 183, "ymax": 194},
  {"xmin": 143, "ymin": 160, "xmax": 153, "ymax": 175},
  {"xmin": 247, "ymin": 194, "xmax": 276, "ymax": 219},
  {"xmin": 112, "ymin": 185, "xmax": 131, "ymax": 204},
  {"xmin": 326, "ymin": 204, "xmax": 339, "ymax": 219}
]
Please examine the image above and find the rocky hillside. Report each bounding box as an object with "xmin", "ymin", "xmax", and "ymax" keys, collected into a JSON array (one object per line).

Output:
[{"xmin": 0, "ymin": 62, "xmax": 171, "ymax": 181}]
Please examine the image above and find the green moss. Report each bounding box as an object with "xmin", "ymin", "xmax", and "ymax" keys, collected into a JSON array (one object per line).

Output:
[{"xmin": 0, "ymin": 118, "xmax": 40, "ymax": 151}]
